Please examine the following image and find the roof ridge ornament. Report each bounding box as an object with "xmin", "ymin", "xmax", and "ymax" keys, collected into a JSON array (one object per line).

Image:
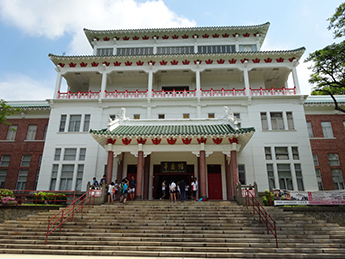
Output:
[
  {"xmin": 108, "ymin": 107, "xmax": 128, "ymax": 131},
  {"xmin": 223, "ymin": 106, "xmax": 239, "ymax": 130}
]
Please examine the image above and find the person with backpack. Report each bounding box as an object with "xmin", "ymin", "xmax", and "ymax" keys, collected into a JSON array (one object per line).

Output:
[{"xmin": 120, "ymin": 178, "xmax": 129, "ymax": 205}]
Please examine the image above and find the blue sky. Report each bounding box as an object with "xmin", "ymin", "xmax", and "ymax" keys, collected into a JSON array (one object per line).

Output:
[{"xmin": 0, "ymin": 0, "xmax": 343, "ymax": 101}]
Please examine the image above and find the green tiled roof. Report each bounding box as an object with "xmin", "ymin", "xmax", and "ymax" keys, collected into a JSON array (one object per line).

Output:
[{"xmin": 90, "ymin": 124, "xmax": 255, "ymax": 137}]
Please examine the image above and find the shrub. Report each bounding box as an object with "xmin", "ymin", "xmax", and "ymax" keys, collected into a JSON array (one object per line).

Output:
[{"xmin": 262, "ymin": 189, "xmax": 274, "ymax": 206}]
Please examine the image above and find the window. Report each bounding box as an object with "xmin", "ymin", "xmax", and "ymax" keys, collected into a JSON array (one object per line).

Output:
[
  {"xmin": 271, "ymin": 112, "xmax": 284, "ymax": 130},
  {"xmin": 198, "ymin": 45, "xmax": 235, "ymax": 54},
  {"xmin": 133, "ymin": 114, "xmax": 140, "ymax": 120},
  {"xmin": 59, "ymin": 115, "xmax": 66, "ymax": 132},
  {"xmin": 277, "ymin": 164, "xmax": 293, "ymax": 190},
  {"xmin": 158, "ymin": 114, "xmax": 165, "ymax": 119},
  {"xmin": 315, "ymin": 169, "xmax": 323, "ymax": 191},
  {"xmin": 264, "ymin": 147, "xmax": 272, "ymax": 160},
  {"xmin": 6, "ymin": 125, "xmax": 17, "ymax": 140},
  {"xmin": 332, "ymin": 169, "xmax": 344, "ymax": 190},
  {"xmin": 0, "ymin": 155, "xmax": 11, "ymax": 167},
  {"xmin": 117, "ymin": 47, "xmax": 153, "ymax": 55},
  {"xmin": 321, "ymin": 121, "xmax": 333, "ymax": 138},
  {"xmin": 208, "ymin": 113, "xmax": 215, "ymax": 119},
  {"xmin": 313, "ymin": 153, "xmax": 319, "ymax": 166},
  {"xmin": 96, "ymin": 48, "xmax": 113, "ymax": 56},
  {"xmin": 239, "ymin": 44, "xmax": 257, "ymax": 52},
  {"xmin": 60, "ymin": 165, "xmax": 74, "ymax": 190},
  {"xmin": 286, "ymin": 112, "xmax": 294, "ymax": 130},
  {"xmin": 275, "ymin": 147, "xmax": 289, "ymax": 160},
  {"xmin": 64, "ymin": 148, "xmax": 77, "ymax": 161},
  {"xmin": 292, "ymin": 147, "xmax": 299, "ymax": 160},
  {"xmin": 68, "ymin": 115, "xmax": 81, "ymax": 132},
  {"xmin": 16, "ymin": 169, "xmax": 28, "ymax": 190},
  {"xmin": 0, "ymin": 169, "xmax": 7, "ymax": 188},
  {"xmin": 183, "ymin": 113, "xmax": 190, "ymax": 119},
  {"xmin": 79, "ymin": 148, "xmax": 86, "ymax": 161},
  {"xmin": 158, "ymin": 46, "xmax": 194, "ymax": 54},
  {"xmin": 294, "ymin": 164, "xmax": 304, "ymax": 191},
  {"xmin": 83, "ymin": 115, "xmax": 91, "ymax": 132},
  {"xmin": 26, "ymin": 125, "xmax": 37, "ymax": 140},
  {"xmin": 328, "ymin": 153, "xmax": 340, "ymax": 166},
  {"xmin": 260, "ymin": 112, "xmax": 268, "ymax": 130},
  {"xmin": 266, "ymin": 164, "xmax": 275, "ymax": 190},
  {"xmin": 238, "ymin": 165, "xmax": 245, "ymax": 185},
  {"xmin": 21, "ymin": 155, "xmax": 31, "ymax": 167},
  {"xmin": 54, "ymin": 148, "xmax": 61, "ymax": 161},
  {"xmin": 306, "ymin": 121, "xmax": 313, "ymax": 138},
  {"xmin": 75, "ymin": 165, "xmax": 84, "ymax": 191},
  {"xmin": 50, "ymin": 165, "xmax": 58, "ymax": 190}
]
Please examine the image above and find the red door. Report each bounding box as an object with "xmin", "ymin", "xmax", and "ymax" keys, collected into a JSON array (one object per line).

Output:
[{"xmin": 207, "ymin": 165, "xmax": 223, "ymax": 200}]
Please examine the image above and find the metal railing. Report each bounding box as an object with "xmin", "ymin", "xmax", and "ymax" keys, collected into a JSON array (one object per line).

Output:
[
  {"xmin": 45, "ymin": 189, "xmax": 95, "ymax": 244},
  {"xmin": 244, "ymin": 189, "xmax": 278, "ymax": 248}
]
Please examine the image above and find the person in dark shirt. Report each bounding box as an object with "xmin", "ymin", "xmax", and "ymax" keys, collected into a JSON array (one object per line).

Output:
[
  {"xmin": 100, "ymin": 175, "xmax": 107, "ymax": 185},
  {"xmin": 179, "ymin": 179, "xmax": 187, "ymax": 202},
  {"xmin": 129, "ymin": 176, "xmax": 137, "ymax": 200}
]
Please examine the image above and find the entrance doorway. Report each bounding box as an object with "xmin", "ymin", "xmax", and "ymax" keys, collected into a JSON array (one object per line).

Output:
[
  {"xmin": 207, "ymin": 164, "xmax": 223, "ymax": 200},
  {"xmin": 127, "ymin": 165, "xmax": 137, "ymax": 200},
  {"xmin": 153, "ymin": 164, "xmax": 194, "ymax": 200}
]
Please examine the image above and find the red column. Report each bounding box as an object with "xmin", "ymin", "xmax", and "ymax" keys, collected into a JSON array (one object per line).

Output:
[
  {"xmin": 117, "ymin": 153, "xmax": 124, "ymax": 181},
  {"xmin": 224, "ymin": 154, "xmax": 232, "ymax": 200},
  {"xmin": 199, "ymin": 150, "xmax": 207, "ymax": 199},
  {"xmin": 143, "ymin": 155, "xmax": 150, "ymax": 199},
  {"xmin": 136, "ymin": 151, "xmax": 144, "ymax": 199},
  {"xmin": 230, "ymin": 150, "xmax": 239, "ymax": 200},
  {"xmin": 106, "ymin": 151, "xmax": 114, "ymax": 184}
]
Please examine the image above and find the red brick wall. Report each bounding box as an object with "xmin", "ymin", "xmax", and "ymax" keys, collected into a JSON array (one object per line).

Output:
[
  {"xmin": 306, "ymin": 114, "xmax": 345, "ymax": 190},
  {"xmin": 0, "ymin": 118, "xmax": 48, "ymax": 190}
]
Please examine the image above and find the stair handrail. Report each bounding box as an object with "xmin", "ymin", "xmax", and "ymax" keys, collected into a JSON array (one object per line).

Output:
[
  {"xmin": 45, "ymin": 189, "xmax": 94, "ymax": 244},
  {"xmin": 244, "ymin": 189, "xmax": 278, "ymax": 248}
]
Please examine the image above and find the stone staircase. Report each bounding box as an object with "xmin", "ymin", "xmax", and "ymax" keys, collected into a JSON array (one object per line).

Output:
[{"xmin": 0, "ymin": 200, "xmax": 345, "ymax": 258}]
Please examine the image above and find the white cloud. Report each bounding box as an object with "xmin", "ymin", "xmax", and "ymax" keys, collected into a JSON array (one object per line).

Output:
[
  {"xmin": 0, "ymin": 73, "xmax": 54, "ymax": 101},
  {"xmin": 0, "ymin": 0, "xmax": 196, "ymax": 54}
]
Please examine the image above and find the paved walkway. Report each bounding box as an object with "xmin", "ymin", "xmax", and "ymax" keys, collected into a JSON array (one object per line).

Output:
[{"xmin": 0, "ymin": 255, "xmax": 188, "ymax": 259}]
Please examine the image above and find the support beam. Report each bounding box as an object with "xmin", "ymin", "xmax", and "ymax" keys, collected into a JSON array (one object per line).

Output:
[
  {"xmin": 199, "ymin": 150, "xmax": 207, "ymax": 199},
  {"xmin": 136, "ymin": 150, "xmax": 144, "ymax": 200},
  {"xmin": 230, "ymin": 150, "xmax": 239, "ymax": 200},
  {"xmin": 106, "ymin": 151, "xmax": 114, "ymax": 184}
]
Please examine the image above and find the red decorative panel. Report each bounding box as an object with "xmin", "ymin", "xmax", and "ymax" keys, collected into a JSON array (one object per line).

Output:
[
  {"xmin": 122, "ymin": 138, "xmax": 132, "ymax": 145},
  {"xmin": 264, "ymin": 58, "xmax": 272, "ymax": 63},
  {"xmin": 113, "ymin": 36, "xmax": 120, "ymax": 41},
  {"xmin": 222, "ymin": 33, "xmax": 229, "ymax": 38},
  {"xmin": 194, "ymin": 59, "xmax": 202, "ymax": 65},
  {"xmin": 172, "ymin": 35, "xmax": 179, "ymax": 39},
  {"xmin": 152, "ymin": 138, "xmax": 162, "ymax": 145},
  {"xmin": 80, "ymin": 62, "xmax": 87, "ymax": 67},
  {"xmin": 91, "ymin": 62, "xmax": 99, "ymax": 67},
  {"xmin": 289, "ymin": 57, "xmax": 296, "ymax": 62},
  {"xmin": 171, "ymin": 60, "xmax": 179, "ymax": 65},
  {"xmin": 103, "ymin": 37, "xmax": 110, "ymax": 41},
  {"xmin": 197, "ymin": 137, "xmax": 207, "ymax": 144},
  {"xmin": 162, "ymin": 35, "xmax": 169, "ymax": 39},
  {"xmin": 133, "ymin": 36, "xmax": 139, "ymax": 40},
  {"xmin": 252, "ymin": 58, "xmax": 260, "ymax": 63},
  {"xmin": 113, "ymin": 61, "xmax": 121, "ymax": 66},
  {"xmin": 182, "ymin": 34, "xmax": 189, "ymax": 39},
  {"xmin": 241, "ymin": 59, "xmax": 249, "ymax": 63},
  {"xmin": 148, "ymin": 60, "xmax": 155, "ymax": 66},
  {"xmin": 125, "ymin": 61, "xmax": 133, "ymax": 66},
  {"xmin": 136, "ymin": 61, "xmax": 144, "ymax": 66},
  {"xmin": 212, "ymin": 138, "xmax": 223, "ymax": 145},
  {"xmin": 93, "ymin": 37, "xmax": 100, "ymax": 41},
  {"xmin": 276, "ymin": 57, "xmax": 284, "ymax": 63},
  {"xmin": 202, "ymin": 34, "xmax": 209, "ymax": 38},
  {"xmin": 229, "ymin": 59, "xmax": 237, "ymax": 64},
  {"xmin": 69, "ymin": 62, "xmax": 76, "ymax": 67},
  {"xmin": 182, "ymin": 60, "xmax": 190, "ymax": 65},
  {"xmin": 102, "ymin": 61, "xmax": 110, "ymax": 66},
  {"xmin": 205, "ymin": 59, "xmax": 213, "ymax": 64},
  {"xmin": 123, "ymin": 36, "xmax": 130, "ymax": 41},
  {"xmin": 217, "ymin": 59, "xmax": 225, "ymax": 64},
  {"xmin": 182, "ymin": 138, "xmax": 192, "ymax": 145},
  {"xmin": 58, "ymin": 63, "xmax": 65, "ymax": 67},
  {"xmin": 106, "ymin": 138, "xmax": 116, "ymax": 144},
  {"xmin": 243, "ymin": 33, "xmax": 250, "ymax": 37},
  {"xmin": 167, "ymin": 137, "xmax": 177, "ymax": 145},
  {"xmin": 254, "ymin": 32, "xmax": 261, "ymax": 37},
  {"xmin": 212, "ymin": 33, "xmax": 219, "ymax": 38},
  {"xmin": 232, "ymin": 33, "xmax": 239, "ymax": 37},
  {"xmin": 142, "ymin": 36, "xmax": 149, "ymax": 40},
  {"xmin": 136, "ymin": 138, "xmax": 147, "ymax": 144},
  {"xmin": 229, "ymin": 137, "xmax": 239, "ymax": 144},
  {"xmin": 160, "ymin": 60, "xmax": 168, "ymax": 65}
]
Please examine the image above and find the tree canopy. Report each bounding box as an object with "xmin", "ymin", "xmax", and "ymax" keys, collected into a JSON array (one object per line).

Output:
[
  {"xmin": 328, "ymin": 2, "xmax": 345, "ymax": 39},
  {"xmin": 0, "ymin": 99, "xmax": 21, "ymax": 125}
]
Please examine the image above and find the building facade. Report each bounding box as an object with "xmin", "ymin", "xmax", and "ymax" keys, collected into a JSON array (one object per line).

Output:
[
  {"xmin": 11, "ymin": 22, "xmax": 320, "ymax": 199},
  {"xmin": 0, "ymin": 101, "xmax": 50, "ymax": 190},
  {"xmin": 304, "ymin": 96, "xmax": 345, "ymax": 191}
]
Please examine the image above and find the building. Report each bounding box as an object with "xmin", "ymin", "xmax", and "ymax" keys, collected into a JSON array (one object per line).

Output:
[
  {"xmin": 4, "ymin": 22, "xmax": 320, "ymax": 199},
  {"xmin": 304, "ymin": 95, "xmax": 345, "ymax": 191},
  {"xmin": 0, "ymin": 101, "xmax": 50, "ymax": 190}
]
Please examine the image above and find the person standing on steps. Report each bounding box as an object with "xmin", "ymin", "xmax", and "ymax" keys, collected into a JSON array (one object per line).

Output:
[
  {"xmin": 169, "ymin": 180, "xmax": 177, "ymax": 203},
  {"xmin": 107, "ymin": 182, "xmax": 115, "ymax": 204},
  {"xmin": 179, "ymin": 179, "xmax": 187, "ymax": 202},
  {"xmin": 114, "ymin": 179, "xmax": 119, "ymax": 201},
  {"xmin": 191, "ymin": 178, "xmax": 198, "ymax": 201},
  {"xmin": 160, "ymin": 180, "xmax": 166, "ymax": 200},
  {"xmin": 122, "ymin": 178, "xmax": 129, "ymax": 205},
  {"xmin": 129, "ymin": 175, "xmax": 137, "ymax": 200}
]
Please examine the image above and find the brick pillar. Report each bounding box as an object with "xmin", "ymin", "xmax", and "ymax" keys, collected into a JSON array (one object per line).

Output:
[
  {"xmin": 230, "ymin": 150, "xmax": 238, "ymax": 200},
  {"xmin": 136, "ymin": 150, "xmax": 144, "ymax": 200},
  {"xmin": 224, "ymin": 154, "xmax": 232, "ymax": 200},
  {"xmin": 143, "ymin": 154, "xmax": 150, "ymax": 199},
  {"xmin": 199, "ymin": 150, "xmax": 207, "ymax": 199},
  {"xmin": 106, "ymin": 151, "xmax": 113, "ymax": 184}
]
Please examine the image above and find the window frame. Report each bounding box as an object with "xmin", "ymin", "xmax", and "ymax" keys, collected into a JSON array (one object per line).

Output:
[
  {"xmin": 26, "ymin": 125, "xmax": 37, "ymax": 140},
  {"xmin": 321, "ymin": 121, "xmax": 334, "ymax": 138},
  {"xmin": 0, "ymin": 155, "xmax": 11, "ymax": 167},
  {"xmin": 63, "ymin": 148, "xmax": 77, "ymax": 161},
  {"xmin": 6, "ymin": 125, "xmax": 17, "ymax": 140},
  {"xmin": 68, "ymin": 115, "xmax": 81, "ymax": 132},
  {"xmin": 20, "ymin": 155, "xmax": 31, "ymax": 167}
]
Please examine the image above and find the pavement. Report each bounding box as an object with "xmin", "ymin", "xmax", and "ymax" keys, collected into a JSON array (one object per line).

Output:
[{"xmin": 0, "ymin": 255, "xmax": 189, "ymax": 259}]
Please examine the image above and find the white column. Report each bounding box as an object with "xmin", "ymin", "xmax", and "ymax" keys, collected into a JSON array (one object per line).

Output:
[
  {"xmin": 235, "ymin": 34, "xmax": 239, "ymax": 52},
  {"xmin": 55, "ymin": 165, "xmax": 62, "ymax": 191},
  {"xmin": 147, "ymin": 70, "xmax": 153, "ymax": 98},
  {"xmin": 100, "ymin": 69, "xmax": 108, "ymax": 99},
  {"xmin": 292, "ymin": 61, "xmax": 301, "ymax": 94},
  {"xmin": 196, "ymin": 69, "xmax": 201, "ymax": 98},
  {"xmin": 243, "ymin": 68, "xmax": 250, "ymax": 96},
  {"xmin": 53, "ymin": 67, "xmax": 62, "ymax": 99}
]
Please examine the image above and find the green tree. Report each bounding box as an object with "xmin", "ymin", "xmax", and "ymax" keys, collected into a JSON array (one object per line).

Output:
[
  {"xmin": 305, "ymin": 3, "xmax": 345, "ymax": 113},
  {"xmin": 0, "ymin": 99, "xmax": 21, "ymax": 125}
]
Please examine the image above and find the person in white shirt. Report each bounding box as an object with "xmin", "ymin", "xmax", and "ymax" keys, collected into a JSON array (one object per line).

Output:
[
  {"xmin": 191, "ymin": 178, "xmax": 198, "ymax": 201},
  {"xmin": 107, "ymin": 182, "xmax": 115, "ymax": 204},
  {"xmin": 160, "ymin": 180, "xmax": 166, "ymax": 200},
  {"xmin": 169, "ymin": 181, "xmax": 177, "ymax": 203}
]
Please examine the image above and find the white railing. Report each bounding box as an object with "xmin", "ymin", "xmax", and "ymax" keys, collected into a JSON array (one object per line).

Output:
[{"xmin": 57, "ymin": 87, "xmax": 297, "ymax": 100}]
